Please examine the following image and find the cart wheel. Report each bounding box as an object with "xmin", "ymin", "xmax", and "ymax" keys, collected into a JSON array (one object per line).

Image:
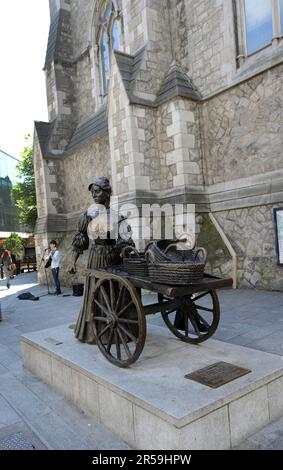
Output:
[
  {"xmin": 158, "ymin": 290, "xmax": 220, "ymax": 344},
  {"xmin": 92, "ymin": 273, "xmax": 146, "ymax": 367}
]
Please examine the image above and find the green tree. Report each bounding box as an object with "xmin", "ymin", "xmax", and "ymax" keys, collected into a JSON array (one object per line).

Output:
[
  {"xmin": 12, "ymin": 135, "xmax": 37, "ymax": 232},
  {"xmin": 3, "ymin": 232, "xmax": 24, "ymax": 258}
]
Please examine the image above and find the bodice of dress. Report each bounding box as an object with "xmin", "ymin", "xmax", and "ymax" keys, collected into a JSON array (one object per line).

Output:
[{"xmin": 72, "ymin": 204, "xmax": 133, "ymax": 253}]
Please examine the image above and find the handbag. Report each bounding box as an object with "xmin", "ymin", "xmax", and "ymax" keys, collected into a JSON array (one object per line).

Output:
[{"xmin": 45, "ymin": 257, "xmax": 52, "ymax": 269}]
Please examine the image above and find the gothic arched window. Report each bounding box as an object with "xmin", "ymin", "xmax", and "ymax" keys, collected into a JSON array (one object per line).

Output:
[{"xmin": 98, "ymin": 1, "xmax": 124, "ymax": 96}]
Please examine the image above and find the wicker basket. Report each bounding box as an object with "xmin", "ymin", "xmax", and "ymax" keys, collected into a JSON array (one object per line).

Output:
[
  {"xmin": 146, "ymin": 239, "xmax": 198, "ymax": 263},
  {"xmin": 122, "ymin": 246, "xmax": 148, "ymax": 277},
  {"xmin": 145, "ymin": 244, "xmax": 207, "ymax": 285}
]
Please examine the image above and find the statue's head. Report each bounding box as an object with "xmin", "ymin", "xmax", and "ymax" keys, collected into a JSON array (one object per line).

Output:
[{"xmin": 88, "ymin": 177, "xmax": 112, "ymax": 207}]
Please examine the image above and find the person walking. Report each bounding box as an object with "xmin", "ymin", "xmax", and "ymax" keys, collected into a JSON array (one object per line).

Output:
[
  {"xmin": 49, "ymin": 240, "xmax": 62, "ymax": 295},
  {"xmin": 1, "ymin": 250, "xmax": 13, "ymax": 289}
]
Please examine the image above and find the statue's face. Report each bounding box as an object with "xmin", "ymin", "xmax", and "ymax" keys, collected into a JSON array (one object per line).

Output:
[{"xmin": 90, "ymin": 184, "xmax": 108, "ymax": 205}]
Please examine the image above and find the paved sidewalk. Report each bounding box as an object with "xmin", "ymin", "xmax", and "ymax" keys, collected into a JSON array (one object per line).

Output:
[
  {"xmin": 0, "ymin": 273, "xmax": 129, "ymax": 450},
  {"xmin": 0, "ymin": 272, "xmax": 283, "ymax": 449}
]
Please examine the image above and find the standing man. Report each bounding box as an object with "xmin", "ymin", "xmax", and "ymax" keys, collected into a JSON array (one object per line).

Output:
[{"xmin": 49, "ymin": 240, "xmax": 62, "ymax": 295}]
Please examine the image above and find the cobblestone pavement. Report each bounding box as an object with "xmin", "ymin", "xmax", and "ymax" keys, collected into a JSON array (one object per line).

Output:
[{"xmin": 0, "ymin": 272, "xmax": 283, "ymax": 449}]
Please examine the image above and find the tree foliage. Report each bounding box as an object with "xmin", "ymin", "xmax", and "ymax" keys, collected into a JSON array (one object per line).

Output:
[
  {"xmin": 3, "ymin": 232, "xmax": 24, "ymax": 258},
  {"xmin": 12, "ymin": 135, "xmax": 37, "ymax": 233}
]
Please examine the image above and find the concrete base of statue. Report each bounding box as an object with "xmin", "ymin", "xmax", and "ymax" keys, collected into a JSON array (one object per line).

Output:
[{"xmin": 21, "ymin": 323, "xmax": 283, "ymax": 449}]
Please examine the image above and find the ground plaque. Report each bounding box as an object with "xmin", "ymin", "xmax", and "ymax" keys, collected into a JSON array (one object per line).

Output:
[
  {"xmin": 44, "ymin": 337, "xmax": 63, "ymax": 346},
  {"xmin": 185, "ymin": 361, "xmax": 251, "ymax": 388}
]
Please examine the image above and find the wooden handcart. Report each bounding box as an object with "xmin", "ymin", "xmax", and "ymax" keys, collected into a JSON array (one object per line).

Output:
[{"xmin": 88, "ymin": 266, "xmax": 233, "ymax": 368}]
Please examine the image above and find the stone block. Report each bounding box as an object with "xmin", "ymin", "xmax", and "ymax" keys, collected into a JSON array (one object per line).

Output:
[
  {"xmin": 134, "ymin": 107, "xmax": 146, "ymax": 118},
  {"xmin": 180, "ymin": 406, "xmax": 230, "ymax": 450},
  {"xmin": 229, "ymin": 386, "xmax": 269, "ymax": 447},
  {"xmin": 167, "ymin": 121, "xmax": 187, "ymax": 138},
  {"xmin": 166, "ymin": 149, "xmax": 186, "ymax": 165},
  {"xmin": 22, "ymin": 343, "xmax": 52, "ymax": 385},
  {"xmin": 124, "ymin": 164, "xmax": 135, "ymax": 178},
  {"xmin": 72, "ymin": 370, "xmax": 100, "ymax": 421},
  {"xmin": 134, "ymin": 405, "xmax": 179, "ymax": 450},
  {"xmin": 268, "ymin": 376, "xmax": 283, "ymax": 421},
  {"xmin": 177, "ymin": 162, "xmax": 200, "ymax": 175},
  {"xmin": 99, "ymin": 385, "xmax": 135, "ymax": 447},
  {"xmin": 138, "ymin": 129, "xmax": 145, "ymax": 141},
  {"xmin": 134, "ymin": 176, "xmax": 151, "ymax": 191},
  {"xmin": 178, "ymin": 110, "xmax": 195, "ymax": 123},
  {"xmin": 51, "ymin": 357, "xmax": 74, "ymax": 403},
  {"xmin": 173, "ymin": 174, "xmax": 186, "ymax": 187},
  {"xmin": 174, "ymin": 134, "xmax": 195, "ymax": 150}
]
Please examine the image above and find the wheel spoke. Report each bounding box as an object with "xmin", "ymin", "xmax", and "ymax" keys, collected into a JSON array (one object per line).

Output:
[
  {"xmin": 100, "ymin": 286, "xmax": 112, "ymax": 313},
  {"xmin": 194, "ymin": 311, "xmax": 211, "ymax": 329},
  {"xmin": 188, "ymin": 313, "xmax": 201, "ymax": 337},
  {"xmin": 94, "ymin": 299, "xmax": 111, "ymax": 317},
  {"xmin": 114, "ymin": 330, "xmax": 121, "ymax": 359},
  {"xmin": 184, "ymin": 312, "xmax": 189, "ymax": 337},
  {"xmin": 106, "ymin": 328, "xmax": 114, "ymax": 353},
  {"xmin": 117, "ymin": 301, "xmax": 134, "ymax": 318},
  {"xmin": 97, "ymin": 324, "xmax": 111, "ymax": 339},
  {"xmin": 192, "ymin": 291, "xmax": 209, "ymax": 302},
  {"xmin": 163, "ymin": 308, "xmax": 177, "ymax": 316},
  {"xmin": 118, "ymin": 318, "xmax": 139, "ymax": 325},
  {"xmin": 109, "ymin": 280, "xmax": 115, "ymax": 310},
  {"xmin": 118, "ymin": 323, "xmax": 138, "ymax": 344},
  {"xmin": 115, "ymin": 285, "xmax": 124, "ymax": 313},
  {"xmin": 194, "ymin": 304, "xmax": 213, "ymax": 313},
  {"xmin": 117, "ymin": 328, "xmax": 132, "ymax": 358},
  {"xmin": 94, "ymin": 316, "xmax": 108, "ymax": 323}
]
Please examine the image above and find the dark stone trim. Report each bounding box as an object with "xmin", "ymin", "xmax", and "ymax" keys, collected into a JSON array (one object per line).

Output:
[
  {"xmin": 114, "ymin": 47, "xmax": 146, "ymax": 100},
  {"xmin": 35, "ymin": 181, "xmax": 283, "ymax": 236},
  {"xmin": 66, "ymin": 105, "xmax": 108, "ymax": 153},
  {"xmin": 156, "ymin": 64, "xmax": 201, "ymax": 106},
  {"xmin": 34, "ymin": 120, "xmax": 55, "ymax": 156},
  {"xmin": 44, "ymin": 9, "xmax": 73, "ymax": 71},
  {"xmin": 44, "ymin": 9, "xmax": 63, "ymax": 70}
]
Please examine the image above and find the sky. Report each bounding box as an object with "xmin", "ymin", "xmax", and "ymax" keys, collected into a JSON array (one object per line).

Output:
[
  {"xmin": 0, "ymin": 0, "xmax": 50, "ymax": 159},
  {"xmin": 245, "ymin": 0, "xmax": 273, "ymax": 25}
]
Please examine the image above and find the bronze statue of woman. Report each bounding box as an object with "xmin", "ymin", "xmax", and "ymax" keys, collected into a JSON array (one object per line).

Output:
[{"xmin": 69, "ymin": 177, "xmax": 133, "ymax": 344}]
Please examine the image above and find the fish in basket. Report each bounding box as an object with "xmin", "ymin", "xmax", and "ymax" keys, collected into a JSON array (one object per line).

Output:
[
  {"xmin": 122, "ymin": 246, "xmax": 148, "ymax": 277},
  {"xmin": 145, "ymin": 240, "xmax": 207, "ymax": 285}
]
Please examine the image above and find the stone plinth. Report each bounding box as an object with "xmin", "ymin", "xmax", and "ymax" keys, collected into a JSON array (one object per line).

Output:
[{"xmin": 21, "ymin": 324, "xmax": 283, "ymax": 450}]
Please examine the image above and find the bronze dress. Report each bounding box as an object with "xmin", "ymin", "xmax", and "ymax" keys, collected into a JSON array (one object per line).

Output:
[{"xmin": 73, "ymin": 208, "xmax": 132, "ymax": 344}]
